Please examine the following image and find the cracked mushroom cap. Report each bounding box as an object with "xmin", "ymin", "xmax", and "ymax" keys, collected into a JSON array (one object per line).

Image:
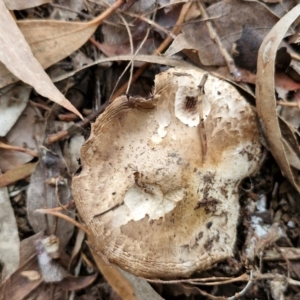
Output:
[{"xmin": 72, "ymin": 68, "xmax": 262, "ymax": 278}]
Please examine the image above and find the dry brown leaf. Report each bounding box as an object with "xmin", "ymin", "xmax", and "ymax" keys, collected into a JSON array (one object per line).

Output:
[
  {"xmin": 4, "ymin": 0, "xmax": 52, "ymax": 10},
  {"xmin": 117, "ymin": 267, "xmax": 165, "ymax": 300},
  {"xmin": 165, "ymin": 0, "xmax": 278, "ymax": 67},
  {"xmin": 0, "ymin": 231, "xmax": 90, "ymax": 300},
  {"xmin": 256, "ymin": 4, "xmax": 300, "ymax": 193},
  {"xmin": 253, "ymin": 0, "xmax": 297, "ymax": 18},
  {"xmin": 0, "ymin": 161, "xmax": 38, "ymax": 187},
  {"xmin": 0, "ymin": 185, "xmax": 20, "ymax": 279},
  {"xmin": 0, "ymin": 104, "xmax": 42, "ymax": 172},
  {"xmin": 0, "ymin": 0, "xmax": 82, "ymax": 118},
  {"xmin": 89, "ymin": 244, "xmax": 139, "ymax": 300},
  {"xmin": 278, "ymin": 116, "xmax": 300, "ymax": 170},
  {"xmin": 35, "ymin": 237, "xmax": 68, "ymax": 282},
  {"xmin": 57, "ymin": 273, "xmax": 97, "ymax": 291},
  {"xmin": 15, "ymin": 20, "xmax": 97, "ymax": 77},
  {"xmin": 0, "ymin": 232, "xmax": 44, "ymax": 300},
  {"xmin": 0, "ymin": 1, "xmax": 123, "ymax": 92},
  {"xmin": 27, "ymin": 146, "xmax": 74, "ymax": 248},
  {"xmin": 0, "ymin": 83, "xmax": 31, "ymax": 137}
]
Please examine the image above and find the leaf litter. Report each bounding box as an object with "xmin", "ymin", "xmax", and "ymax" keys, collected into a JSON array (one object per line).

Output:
[{"xmin": 1, "ymin": 0, "xmax": 300, "ymax": 299}]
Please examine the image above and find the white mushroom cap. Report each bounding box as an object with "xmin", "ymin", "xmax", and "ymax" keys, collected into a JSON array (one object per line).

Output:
[{"xmin": 72, "ymin": 68, "xmax": 262, "ymax": 278}]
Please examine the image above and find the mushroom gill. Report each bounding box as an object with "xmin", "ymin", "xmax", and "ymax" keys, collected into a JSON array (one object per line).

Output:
[{"xmin": 72, "ymin": 68, "xmax": 262, "ymax": 278}]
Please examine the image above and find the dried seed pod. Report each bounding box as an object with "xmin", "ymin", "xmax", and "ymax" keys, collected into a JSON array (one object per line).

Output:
[{"xmin": 72, "ymin": 68, "xmax": 262, "ymax": 278}]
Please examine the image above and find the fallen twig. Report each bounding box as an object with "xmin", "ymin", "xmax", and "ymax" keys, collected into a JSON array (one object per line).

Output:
[{"xmin": 36, "ymin": 208, "xmax": 89, "ymax": 235}]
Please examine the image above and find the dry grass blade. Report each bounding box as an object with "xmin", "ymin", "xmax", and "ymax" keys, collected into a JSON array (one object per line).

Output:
[
  {"xmin": 0, "ymin": 0, "xmax": 81, "ymax": 117},
  {"xmin": 52, "ymin": 54, "xmax": 200, "ymax": 83},
  {"xmin": 256, "ymin": 4, "xmax": 300, "ymax": 193}
]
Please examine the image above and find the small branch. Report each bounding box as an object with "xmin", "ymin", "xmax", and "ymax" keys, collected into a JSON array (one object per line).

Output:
[
  {"xmin": 36, "ymin": 208, "xmax": 89, "ymax": 235},
  {"xmin": 228, "ymin": 271, "xmax": 253, "ymax": 300},
  {"xmin": 277, "ymin": 100, "xmax": 298, "ymax": 107},
  {"xmin": 146, "ymin": 273, "xmax": 249, "ymax": 285},
  {"xmin": 0, "ymin": 141, "xmax": 38, "ymax": 157},
  {"xmin": 46, "ymin": 101, "xmax": 108, "ymax": 145}
]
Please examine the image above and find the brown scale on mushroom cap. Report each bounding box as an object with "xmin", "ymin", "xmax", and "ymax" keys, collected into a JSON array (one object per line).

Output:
[{"xmin": 72, "ymin": 68, "xmax": 262, "ymax": 278}]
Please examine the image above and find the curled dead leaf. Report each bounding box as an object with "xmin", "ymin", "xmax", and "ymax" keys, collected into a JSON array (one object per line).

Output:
[
  {"xmin": 256, "ymin": 4, "xmax": 300, "ymax": 193},
  {"xmin": 0, "ymin": 0, "xmax": 82, "ymax": 117}
]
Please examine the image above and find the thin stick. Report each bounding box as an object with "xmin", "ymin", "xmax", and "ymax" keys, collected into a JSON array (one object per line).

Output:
[
  {"xmin": 146, "ymin": 273, "xmax": 249, "ymax": 285},
  {"xmin": 228, "ymin": 271, "xmax": 253, "ymax": 300},
  {"xmin": 46, "ymin": 101, "xmax": 109, "ymax": 144},
  {"xmin": 36, "ymin": 208, "xmax": 89, "ymax": 234},
  {"xmin": 277, "ymin": 101, "xmax": 298, "ymax": 107}
]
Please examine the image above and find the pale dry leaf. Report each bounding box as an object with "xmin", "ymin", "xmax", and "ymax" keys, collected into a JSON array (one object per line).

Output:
[
  {"xmin": 0, "ymin": 162, "xmax": 38, "ymax": 187},
  {"xmin": 256, "ymin": 4, "xmax": 300, "ymax": 193},
  {"xmin": 117, "ymin": 267, "xmax": 165, "ymax": 300},
  {"xmin": 0, "ymin": 9, "xmax": 114, "ymax": 89},
  {"xmin": 0, "ymin": 0, "xmax": 82, "ymax": 117},
  {"xmin": 0, "ymin": 17, "xmax": 97, "ymax": 88},
  {"xmin": 1, "ymin": 230, "xmax": 94, "ymax": 299},
  {"xmin": 0, "ymin": 83, "xmax": 31, "ymax": 137},
  {"xmin": 0, "ymin": 184, "xmax": 20, "ymax": 279},
  {"xmin": 0, "ymin": 232, "xmax": 44, "ymax": 300},
  {"xmin": 89, "ymin": 245, "xmax": 139, "ymax": 300},
  {"xmin": 4, "ymin": 0, "xmax": 52, "ymax": 10},
  {"xmin": 282, "ymin": 139, "xmax": 300, "ymax": 170},
  {"xmin": 64, "ymin": 134, "xmax": 85, "ymax": 174},
  {"xmin": 27, "ymin": 146, "xmax": 74, "ymax": 248},
  {"xmin": 57, "ymin": 273, "xmax": 97, "ymax": 291},
  {"xmin": 280, "ymin": 104, "xmax": 300, "ymax": 128},
  {"xmin": 276, "ymin": 116, "xmax": 300, "ymax": 172},
  {"xmin": 70, "ymin": 229, "xmax": 85, "ymax": 263},
  {"xmin": 35, "ymin": 238, "xmax": 68, "ymax": 282},
  {"xmin": 16, "ymin": 20, "xmax": 96, "ymax": 74},
  {"xmin": 0, "ymin": 104, "xmax": 43, "ymax": 172}
]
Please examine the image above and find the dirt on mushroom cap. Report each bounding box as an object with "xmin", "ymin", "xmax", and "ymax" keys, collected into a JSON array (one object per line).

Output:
[{"xmin": 72, "ymin": 68, "xmax": 262, "ymax": 278}]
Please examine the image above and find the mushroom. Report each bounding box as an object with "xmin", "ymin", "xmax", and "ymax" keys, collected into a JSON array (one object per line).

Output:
[{"xmin": 72, "ymin": 68, "xmax": 262, "ymax": 278}]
